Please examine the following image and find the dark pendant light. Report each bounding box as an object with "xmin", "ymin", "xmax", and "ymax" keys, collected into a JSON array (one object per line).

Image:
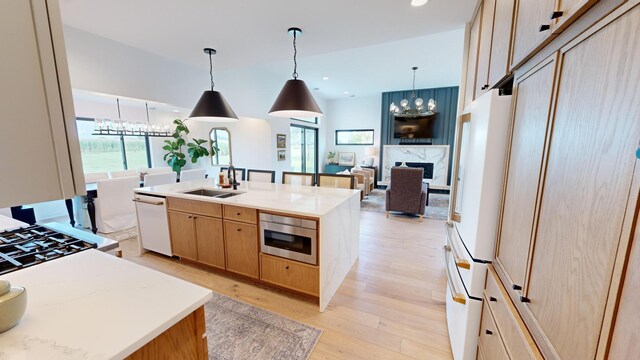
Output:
[
  {"xmin": 189, "ymin": 48, "xmax": 238, "ymax": 122},
  {"xmin": 269, "ymin": 27, "xmax": 323, "ymax": 118}
]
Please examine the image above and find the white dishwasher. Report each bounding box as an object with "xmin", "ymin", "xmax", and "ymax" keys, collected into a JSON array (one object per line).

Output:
[{"xmin": 133, "ymin": 194, "xmax": 172, "ymax": 256}]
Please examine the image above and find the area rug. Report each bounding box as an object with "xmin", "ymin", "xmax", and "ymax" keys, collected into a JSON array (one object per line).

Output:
[
  {"xmin": 204, "ymin": 293, "xmax": 323, "ymax": 360},
  {"xmin": 361, "ymin": 189, "xmax": 450, "ymax": 220}
]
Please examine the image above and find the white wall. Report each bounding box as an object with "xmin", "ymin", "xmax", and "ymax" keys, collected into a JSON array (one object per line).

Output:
[{"xmin": 323, "ymin": 95, "xmax": 382, "ymax": 169}]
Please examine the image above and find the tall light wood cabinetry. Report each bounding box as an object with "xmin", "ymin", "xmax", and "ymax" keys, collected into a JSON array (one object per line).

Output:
[
  {"xmin": 608, "ymin": 219, "xmax": 640, "ymax": 359},
  {"xmin": 487, "ymin": 0, "xmax": 516, "ymax": 86},
  {"xmin": 475, "ymin": 0, "xmax": 497, "ymax": 98},
  {"xmin": 492, "ymin": 2, "xmax": 640, "ymax": 359},
  {"xmin": 495, "ymin": 55, "xmax": 557, "ymax": 292},
  {"xmin": 522, "ymin": 6, "xmax": 640, "ymax": 359},
  {"xmin": 510, "ymin": 0, "xmax": 603, "ymax": 67},
  {"xmin": 463, "ymin": 0, "xmax": 515, "ymax": 109},
  {"xmin": 0, "ymin": 0, "xmax": 85, "ymax": 208},
  {"xmin": 464, "ymin": 10, "xmax": 482, "ymax": 109}
]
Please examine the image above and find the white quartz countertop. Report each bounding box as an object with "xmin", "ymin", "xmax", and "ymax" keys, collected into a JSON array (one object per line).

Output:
[
  {"xmin": 0, "ymin": 250, "xmax": 213, "ymax": 360},
  {"xmin": 0, "ymin": 214, "xmax": 28, "ymax": 232},
  {"xmin": 134, "ymin": 179, "xmax": 361, "ymax": 217}
]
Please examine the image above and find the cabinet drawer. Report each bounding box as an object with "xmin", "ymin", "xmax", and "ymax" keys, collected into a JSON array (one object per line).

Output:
[
  {"xmin": 485, "ymin": 266, "xmax": 543, "ymax": 360},
  {"xmin": 167, "ymin": 197, "xmax": 222, "ymax": 218},
  {"xmin": 260, "ymin": 253, "xmax": 319, "ymax": 296},
  {"xmin": 479, "ymin": 302, "xmax": 509, "ymax": 360},
  {"xmin": 223, "ymin": 205, "xmax": 257, "ymax": 224}
]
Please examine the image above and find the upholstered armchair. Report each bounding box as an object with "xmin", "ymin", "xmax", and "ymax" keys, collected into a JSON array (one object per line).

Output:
[
  {"xmin": 385, "ymin": 167, "xmax": 428, "ymax": 221},
  {"xmin": 351, "ymin": 168, "xmax": 373, "ymax": 195}
]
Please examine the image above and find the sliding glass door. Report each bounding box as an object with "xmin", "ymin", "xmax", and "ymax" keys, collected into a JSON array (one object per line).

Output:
[{"xmin": 290, "ymin": 125, "xmax": 318, "ymax": 174}]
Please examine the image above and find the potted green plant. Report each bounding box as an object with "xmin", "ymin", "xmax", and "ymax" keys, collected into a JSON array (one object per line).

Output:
[
  {"xmin": 162, "ymin": 119, "xmax": 212, "ymax": 173},
  {"xmin": 326, "ymin": 151, "xmax": 337, "ymax": 165}
]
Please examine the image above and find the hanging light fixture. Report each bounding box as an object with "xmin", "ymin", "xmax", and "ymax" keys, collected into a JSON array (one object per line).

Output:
[
  {"xmin": 269, "ymin": 27, "xmax": 323, "ymax": 118},
  {"xmin": 390, "ymin": 67, "xmax": 436, "ymax": 118},
  {"xmin": 92, "ymin": 98, "xmax": 171, "ymax": 137},
  {"xmin": 189, "ymin": 48, "xmax": 238, "ymax": 122}
]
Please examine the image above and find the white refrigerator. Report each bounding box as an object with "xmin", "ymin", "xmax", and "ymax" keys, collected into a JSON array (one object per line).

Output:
[{"xmin": 444, "ymin": 89, "xmax": 512, "ymax": 360}]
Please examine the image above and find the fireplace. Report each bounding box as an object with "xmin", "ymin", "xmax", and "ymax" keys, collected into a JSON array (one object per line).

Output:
[
  {"xmin": 381, "ymin": 145, "xmax": 449, "ymax": 189},
  {"xmin": 395, "ymin": 162, "xmax": 434, "ymax": 179}
]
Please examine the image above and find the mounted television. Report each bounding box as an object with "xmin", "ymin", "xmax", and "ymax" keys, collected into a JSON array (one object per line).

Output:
[{"xmin": 393, "ymin": 113, "xmax": 437, "ymax": 139}]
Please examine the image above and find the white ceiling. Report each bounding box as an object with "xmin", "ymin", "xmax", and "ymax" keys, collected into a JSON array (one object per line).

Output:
[{"xmin": 59, "ymin": 0, "xmax": 475, "ymax": 100}]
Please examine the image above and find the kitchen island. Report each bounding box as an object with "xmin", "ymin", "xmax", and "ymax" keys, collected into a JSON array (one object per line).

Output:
[
  {"xmin": 0, "ymin": 250, "xmax": 212, "ymax": 359},
  {"xmin": 134, "ymin": 179, "xmax": 361, "ymax": 311}
]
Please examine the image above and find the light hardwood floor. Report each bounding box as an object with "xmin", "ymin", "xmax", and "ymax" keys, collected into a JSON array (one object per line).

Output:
[{"xmin": 119, "ymin": 211, "xmax": 452, "ymax": 360}]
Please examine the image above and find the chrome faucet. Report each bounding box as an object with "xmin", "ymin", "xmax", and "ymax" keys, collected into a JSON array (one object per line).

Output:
[{"xmin": 227, "ymin": 165, "xmax": 238, "ymax": 190}]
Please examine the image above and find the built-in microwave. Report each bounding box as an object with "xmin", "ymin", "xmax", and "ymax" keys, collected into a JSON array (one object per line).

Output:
[{"xmin": 259, "ymin": 213, "xmax": 317, "ymax": 265}]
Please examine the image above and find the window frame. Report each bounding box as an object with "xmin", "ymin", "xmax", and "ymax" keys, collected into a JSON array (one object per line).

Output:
[
  {"xmin": 209, "ymin": 127, "xmax": 232, "ymax": 166},
  {"xmin": 76, "ymin": 117, "xmax": 152, "ymax": 171},
  {"xmin": 290, "ymin": 124, "xmax": 319, "ymax": 175},
  {"xmin": 335, "ymin": 129, "xmax": 375, "ymax": 145}
]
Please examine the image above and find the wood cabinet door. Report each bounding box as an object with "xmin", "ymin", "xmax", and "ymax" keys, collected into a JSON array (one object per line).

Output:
[
  {"xmin": 523, "ymin": 5, "xmax": 640, "ymax": 360},
  {"xmin": 195, "ymin": 216, "xmax": 225, "ymax": 270},
  {"xmin": 608, "ymin": 218, "xmax": 640, "ymax": 359},
  {"xmin": 496, "ymin": 55, "xmax": 557, "ymax": 292},
  {"xmin": 476, "ymin": 0, "xmax": 497, "ymax": 97},
  {"xmin": 488, "ymin": 0, "xmax": 515, "ymax": 86},
  {"xmin": 551, "ymin": 0, "xmax": 599, "ymax": 34},
  {"xmin": 464, "ymin": 9, "xmax": 482, "ymax": 109},
  {"xmin": 511, "ymin": 0, "xmax": 556, "ymax": 68},
  {"xmin": 224, "ymin": 220, "xmax": 259, "ymax": 279},
  {"xmin": 168, "ymin": 211, "xmax": 197, "ymax": 261}
]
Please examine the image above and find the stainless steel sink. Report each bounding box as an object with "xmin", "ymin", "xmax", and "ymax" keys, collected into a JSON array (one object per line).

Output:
[{"xmin": 180, "ymin": 189, "xmax": 240, "ymax": 198}]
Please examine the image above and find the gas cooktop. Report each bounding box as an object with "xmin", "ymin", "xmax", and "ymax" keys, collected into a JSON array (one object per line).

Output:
[{"xmin": 0, "ymin": 225, "xmax": 97, "ymax": 275}]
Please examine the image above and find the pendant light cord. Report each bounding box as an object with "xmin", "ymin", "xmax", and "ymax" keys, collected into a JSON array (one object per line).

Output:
[
  {"xmin": 292, "ymin": 30, "xmax": 298, "ymax": 79},
  {"xmin": 411, "ymin": 68, "xmax": 416, "ymax": 99},
  {"xmin": 117, "ymin": 98, "xmax": 122, "ymax": 120},
  {"xmin": 145, "ymin": 102, "xmax": 150, "ymax": 124},
  {"xmin": 209, "ymin": 51, "xmax": 215, "ymax": 90}
]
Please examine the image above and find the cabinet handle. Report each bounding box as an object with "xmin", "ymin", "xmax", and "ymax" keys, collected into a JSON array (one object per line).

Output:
[
  {"xmin": 539, "ymin": 24, "xmax": 551, "ymax": 31},
  {"xmin": 188, "ymin": 216, "xmax": 193, "ymax": 219},
  {"xmin": 481, "ymin": 84, "xmax": 489, "ymax": 90},
  {"xmin": 132, "ymin": 198, "xmax": 164, "ymax": 206},
  {"xmin": 485, "ymin": 330, "xmax": 493, "ymax": 335},
  {"xmin": 236, "ymin": 228, "xmax": 241, "ymax": 232},
  {"xmin": 512, "ymin": 284, "xmax": 522, "ymax": 291},
  {"xmin": 520, "ymin": 296, "xmax": 531, "ymax": 303},
  {"xmin": 489, "ymin": 296, "xmax": 497, "ymax": 302},
  {"xmin": 236, "ymin": 212, "xmax": 241, "ymax": 216},
  {"xmin": 285, "ymin": 266, "xmax": 290, "ymax": 270},
  {"xmin": 550, "ymin": 11, "xmax": 563, "ymax": 19}
]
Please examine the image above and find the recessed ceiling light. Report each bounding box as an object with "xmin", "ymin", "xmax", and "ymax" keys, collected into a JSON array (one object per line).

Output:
[
  {"xmin": 172, "ymin": 109, "xmax": 180, "ymax": 112},
  {"xmin": 411, "ymin": 0, "xmax": 429, "ymax": 6},
  {"xmin": 313, "ymin": 87, "xmax": 320, "ymax": 91},
  {"xmin": 344, "ymin": 91, "xmax": 350, "ymax": 94},
  {"xmin": 350, "ymin": 95, "xmax": 356, "ymax": 98},
  {"xmin": 322, "ymin": 76, "xmax": 329, "ymax": 80}
]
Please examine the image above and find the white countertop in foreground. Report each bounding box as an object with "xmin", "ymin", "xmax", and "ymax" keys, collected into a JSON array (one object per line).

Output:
[
  {"xmin": 0, "ymin": 250, "xmax": 212, "ymax": 360},
  {"xmin": 135, "ymin": 179, "xmax": 361, "ymax": 217}
]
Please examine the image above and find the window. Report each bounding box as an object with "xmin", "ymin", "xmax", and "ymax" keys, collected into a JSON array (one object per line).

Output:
[
  {"xmin": 210, "ymin": 128, "xmax": 232, "ymax": 166},
  {"xmin": 290, "ymin": 125, "xmax": 318, "ymax": 174},
  {"xmin": 291, "ymin": 117, "xmax": 318, "ymax": 125},
  {"xmin": 335, "ymin": 129, "xmax": 375, "ymax": 145},
  {"xmin": 76, "ymin": 117, "xmax": 151, "ymax": 173}
]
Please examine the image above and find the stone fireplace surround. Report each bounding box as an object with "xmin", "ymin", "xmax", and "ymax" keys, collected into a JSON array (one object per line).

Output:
[{"xmin": 380, "ymin": 145, "xmax": 450, "ymax": 190}]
